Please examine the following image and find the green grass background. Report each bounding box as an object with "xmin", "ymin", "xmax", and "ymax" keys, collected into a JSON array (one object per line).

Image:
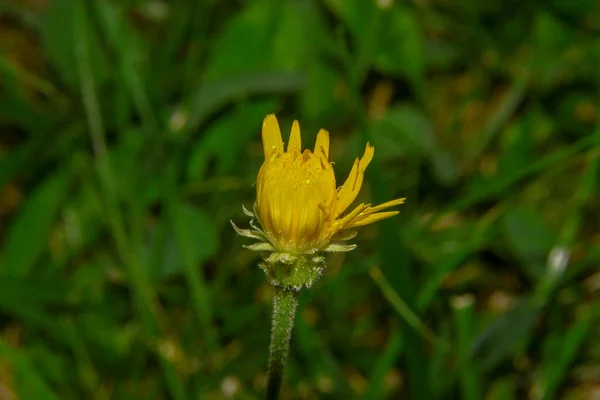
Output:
[{"xmin": 0, "ymin": 0, "xmax": 599, "ymax": 399}]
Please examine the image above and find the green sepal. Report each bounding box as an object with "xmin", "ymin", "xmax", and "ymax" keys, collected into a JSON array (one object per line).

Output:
[
  {"xmin": 260, "ymin": 252, "xmax": 326, "ymax": 291},
  {"xmin": 244, "ymin": 242, "xmax": 275, "ymax": 251},
  {"xmin": 324, "ymin": 243, "xmax": 357, "ymax": 252}
]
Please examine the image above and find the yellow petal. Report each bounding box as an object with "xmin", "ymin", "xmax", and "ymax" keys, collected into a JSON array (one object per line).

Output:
[
  {"xmin": 287, "ymin": 120, "xmax": 302, "ymax": 153},
  {"xmin": 332, "ymin": 203, "xmax": 366, "ymax": 231},
  {"xmin": 346, "ymin": 211, "xmax": 399, "ymax": 228},
  {"xmin": 342, "ymin": 197, "xmax": 405, "ymax": 229},
  {"xmin": 361, "ymin": 143, "xmax": 375, "ymax": 167},
  {"xmin": 334, "ymin": 143, "xmax": 375, "ymax": 217},
  {"xmin": 314, "ymin": 129, "xmax": 329, "ymax": 159},
  {"xmin": 364, "ymin": 198, "xmax": 406, "ymax": 214},
  {"xmin": 262, "ymin": 114, "xmax": 284, "ymax": 158}
]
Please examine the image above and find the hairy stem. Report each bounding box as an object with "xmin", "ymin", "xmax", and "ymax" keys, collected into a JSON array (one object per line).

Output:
[{"xmin": 266, "ymin": 287, "xmax": 298, "ymax": 400}]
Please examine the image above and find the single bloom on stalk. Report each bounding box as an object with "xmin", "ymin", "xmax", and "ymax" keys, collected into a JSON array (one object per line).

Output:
[{"xmin": 232, "ymin": 114, "xmax": 405, "ymax": 290}]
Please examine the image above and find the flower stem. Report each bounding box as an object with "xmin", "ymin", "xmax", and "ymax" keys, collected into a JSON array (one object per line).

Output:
[{"xmin": 266, "ymin": 287, "xmax": 298, "ymax": 400}]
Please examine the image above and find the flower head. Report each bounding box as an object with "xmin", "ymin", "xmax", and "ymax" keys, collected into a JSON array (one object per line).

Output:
[{"xmin": 232, "ymin": 114, "xmax": 405, "ymax": 289}]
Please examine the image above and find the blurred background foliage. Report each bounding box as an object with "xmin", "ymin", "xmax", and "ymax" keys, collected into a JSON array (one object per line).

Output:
[{"xmin": 0, "ymin": 0, "xmax": 599, "ymax": 399}]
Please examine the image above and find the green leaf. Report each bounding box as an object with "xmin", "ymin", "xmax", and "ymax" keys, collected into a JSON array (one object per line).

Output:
[
  {"xmin": 41, "ymin": 0, "xmax": 108, "ymax": 91},
  {"xmin": 430, "ymin": 147, "xmax": 461, "ymax": 186},
  {"xmin": 502, "ymin": 206, "xmax": 557, "ymax": 279},
  {"xmin": 187, "ymin": 99, "xmax": 277, "ymax": 180},
  {"xmin": 323, "ymin": 0, "xmax": 375, "ymax": 44},
  {"xmin": 376, "ymin": 6, "xmax": 424, "ymax": 87},
  {"xmin": 271, "ymin": 2, "xmax": 319, "ymax": 71},
  {"xmin": 187, "ymin": 72, "xmax": 304, "ymax": 133},
  {"xmin": 300, "ymin": 61, "xmax": 341, "ymax": 120},
  {"xmin": 1, "ymin": 171, "xmax": 70, "ymax": 277},
  {"xmin": 370, "ymin": 104, "xmax": 435, "ymax": 160},
  {"xmin": 497, "ymin": 116, "xmax": 535, "ymax": 177},
  {"xmin": 202, "ymin": 1, "xmax": 273, "ymax": 80},
  {"xmin": 171, "ymin": 201, "xmax": 218, "ymax": 274}
]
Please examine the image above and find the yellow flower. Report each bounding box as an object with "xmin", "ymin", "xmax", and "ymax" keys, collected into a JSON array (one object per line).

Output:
[{"xmin": 233, "ymin": 114, "xmax": 405, "ymax": 257}]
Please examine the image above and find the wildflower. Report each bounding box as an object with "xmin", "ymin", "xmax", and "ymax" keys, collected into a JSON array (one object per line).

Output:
[{"xmin": 232, "ymin": 114, "xmax": 405, "ymax": 290}]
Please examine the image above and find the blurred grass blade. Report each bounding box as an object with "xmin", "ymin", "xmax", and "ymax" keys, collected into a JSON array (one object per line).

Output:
[
  {"xmin": 58, "ymin": 318, "xmax": 99, "ymax": 393},
  {"xmin": 451, "ymin": 294, "xmax": 483, "ymax": 400},
  {"xmin": 436, "ymin": 133, "xmax": 600, "ymax": 218},
  {"xmin": 0, "ymin": 171, "xmax": 69, "ymax": 277},
  {"xmin": 535, "ymin": 149, "xmax": 599, "ymax": 304},
  {"xmin": 0, "ymin": 339, "xmax": 60, "ymax": 400},
  {"xmin": 170, "ymin": 200, "xmax": 218, "ymax": 350},
  {"xmin": 91, "ymin": 0, "xmax": 158, "ymax": 134},
  {"xmin": 464, "ymin": 77, "xmax": 528, "ymax": 167},
  {"xmin": 293, "ymin": 301, "xmax": 354, "ymax": 396},
  {"xmin": 417, "ymin": 248, "xmax": 476, "ymax": 312},
  {"xmin": 430, "ymin": 322, "xmax": 456, "ymax": 396},
  {"xmin": 360, "ymin": 329, "xmax": 403, "ymax": 400},
  {"xmin": 42, "ymin": 0, "xmax": 109, "ymax": 91},
  {"xmin": 540, "ymin": 305, "xmax": 593, "ymax": 400},
  {"xmin": 0, "ymin": 54, "xmax": 68, "ymax": 106},
  {"xmin": 471, "ymin": 296, "xmax": 541, "ymax": 371},
  {"xmin": 72, "ymin": 3, "xmax": 185, "ymax": 399},
  {"xmin": 337, "ymin": 23, "xmax": 432, "ymax": 398},
  {"xmin": 1, "ymin": 1, "xmax": 598, "ymax": 398},
  {"xmin": 370, "ymin": 267, "xmax": 447, "ymax": 350}
]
